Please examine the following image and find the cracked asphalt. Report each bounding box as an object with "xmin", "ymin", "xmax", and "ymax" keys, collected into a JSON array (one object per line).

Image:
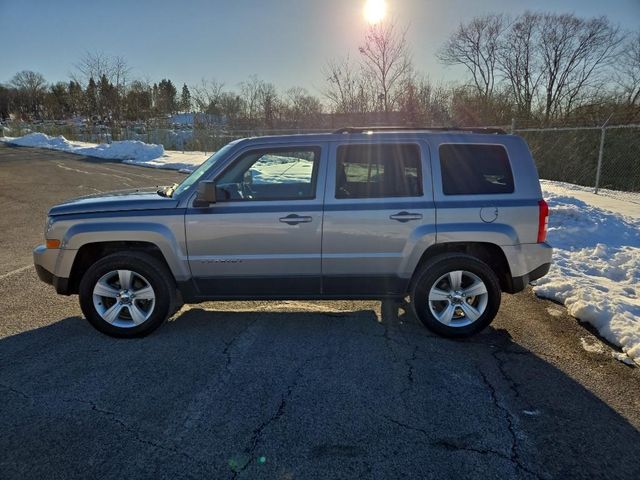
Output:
[{"xmin": 1, "ymin": 143, "xmax": 640, "ymax": 479}]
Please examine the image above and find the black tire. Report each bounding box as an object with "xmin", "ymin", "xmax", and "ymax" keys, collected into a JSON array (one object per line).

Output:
[
  {"xmin": 410, "ymin": 253, "xmax": 501, "ymax": 338},
  {"xmin": 79, "ymin": 252, "xmax": 176, "ymax": 338}
]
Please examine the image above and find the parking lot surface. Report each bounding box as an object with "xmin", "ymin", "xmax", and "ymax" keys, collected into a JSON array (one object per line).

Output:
[{"xmin": 1, "ymin": 143, "xmax": 639, "ymax": 479}]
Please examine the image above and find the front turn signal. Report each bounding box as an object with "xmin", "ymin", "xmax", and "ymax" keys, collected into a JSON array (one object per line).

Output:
[{"xmin": 46, "ymin": 239, "xmax": 61, "ymax": 249}]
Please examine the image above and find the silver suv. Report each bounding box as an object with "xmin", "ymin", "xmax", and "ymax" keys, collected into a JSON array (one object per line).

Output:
[{"xmin": 33, "ymin": 127, "xmax": 552, "ymax": 338}]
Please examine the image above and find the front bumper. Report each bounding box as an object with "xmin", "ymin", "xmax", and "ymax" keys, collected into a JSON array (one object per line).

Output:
[{"xmin": 33, "ymin": 245, "xmax": 72, "ymax": 295}]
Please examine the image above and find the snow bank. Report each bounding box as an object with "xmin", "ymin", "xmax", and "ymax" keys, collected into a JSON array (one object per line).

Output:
[
  {"xmin": 535, "ymin": 183, "xmax": 640, "ymax": 365},
  {"xmin": 122, "ymin": 151, "xmax": 208, "ymax": 173},
  {"xmin": 8, "ymin": 132, "xmax": 71, "ymax": 149},
  {"xmin": 3, "ymin": 132, "xmax": 209, "ymax": 172},
  {"xmin": 6, "ymin": 132, "xmax": 163, "ymax": 161}
]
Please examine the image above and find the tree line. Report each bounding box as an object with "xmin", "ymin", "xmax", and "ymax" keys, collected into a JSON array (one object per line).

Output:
[{"xmin": 1, "ymin": 11, "xmax": 638, "ymax": 129}]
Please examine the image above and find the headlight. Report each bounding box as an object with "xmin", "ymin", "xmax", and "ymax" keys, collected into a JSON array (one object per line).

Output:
[{"xmin": 45, "ymin": 216, "xmax": 55, "ymax": 237}]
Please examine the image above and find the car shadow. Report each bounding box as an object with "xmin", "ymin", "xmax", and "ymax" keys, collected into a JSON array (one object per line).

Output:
[{"xmin": 1, "ymin": 305, "xmax": 639, "ymax": 478}]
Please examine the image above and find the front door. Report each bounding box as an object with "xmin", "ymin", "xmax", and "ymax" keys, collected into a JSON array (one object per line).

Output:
[{"xmin": 185, "ymin": 144, "xmax": 327, "ymax": 297}]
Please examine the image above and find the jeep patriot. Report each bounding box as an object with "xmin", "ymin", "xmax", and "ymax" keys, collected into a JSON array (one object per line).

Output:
[{"xmin": 34, "ymin": 127, "xmax": 552, "ymax": 338}]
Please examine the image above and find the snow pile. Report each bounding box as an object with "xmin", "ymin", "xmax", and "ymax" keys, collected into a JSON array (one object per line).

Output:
[
  {"xmin": 123, "ymin": 151, "xmax": 208, "ymax": 173},
  {"xmin": 6, "ymin": 132, "xmax": 163, "ymax": 161},
  {"xmin": 84, "ymin": 140, "xmax": 164, "ymax": 162},
  {"xmin": 8, "ymin": 132, "xmax": 71, "ymax": 149},
  {"xmin": 535, "ymin": 185, "xmax": 640, "ymax": 365},
  {"xmin": 3, "ymin": 132, "xmax": 209, "ymax": 172}
]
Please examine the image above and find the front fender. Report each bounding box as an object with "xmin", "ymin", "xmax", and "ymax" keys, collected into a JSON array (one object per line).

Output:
[{"xmin": 62, "ymin": 221, "xmax": 191, "ymax": 281}]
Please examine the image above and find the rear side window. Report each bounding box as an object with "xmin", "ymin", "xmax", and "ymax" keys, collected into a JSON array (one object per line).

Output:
[
  {"xmin": 336, "ymin": 144, "xmax": 422, "ymax": 198},
  {"xmin": 439, "ymin": 144, "xmax": 514, "ymax": 195}
]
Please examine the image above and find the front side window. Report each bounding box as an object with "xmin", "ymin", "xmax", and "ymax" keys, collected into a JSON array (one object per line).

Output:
[
  {"xmin": 335, "ymin": 144, "xmax": 422, "ymax": 199},
  {"xmin": 439, "ymin": 144, "xmax": 514, "ymax": 195},
  {"xmin": 216, "ymin": 147, "xmax": 320, "ymax": 201}
]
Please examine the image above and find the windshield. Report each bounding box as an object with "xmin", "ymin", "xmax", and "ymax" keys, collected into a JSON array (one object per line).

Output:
[{"xmin": 173, "ymin": 141, "xmax": 238, "ymax": 197}]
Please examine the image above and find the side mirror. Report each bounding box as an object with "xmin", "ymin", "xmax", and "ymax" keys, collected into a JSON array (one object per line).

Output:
[
  {"xmin": 243, "ymin": 169, "xmax": 254, "ymax": 185},
  {"xmin": 193, "ymin": 181, "xmax": 231, "ymax": 207},
  {"xmin": 193, "ymin": 180, "xmax": 216, "ymax": 207}
]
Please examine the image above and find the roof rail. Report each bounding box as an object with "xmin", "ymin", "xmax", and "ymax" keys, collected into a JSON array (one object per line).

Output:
[{"xmin": 332, "ymin": 126, "xmax": 507, "ymax": 135}]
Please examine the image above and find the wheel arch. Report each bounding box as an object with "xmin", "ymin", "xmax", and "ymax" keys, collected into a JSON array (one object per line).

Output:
[
  {"xmin": 68, "ymin": 241, "xmax": 176, "ymax": 294},
  {"xmin": 409, "ymin": 242, "xmax": 513, "ymax": 293}
]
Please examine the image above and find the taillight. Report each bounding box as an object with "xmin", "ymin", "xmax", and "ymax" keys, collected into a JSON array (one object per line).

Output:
[{"xmin": 537, "ymin": 199, "xmax": 549, "ymax": 243}]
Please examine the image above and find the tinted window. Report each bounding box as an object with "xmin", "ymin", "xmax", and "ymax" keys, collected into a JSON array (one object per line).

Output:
[
  {"xmin": 439, "ymin": 144, "xmax": 514, "ymax": 195},
  {"xmin": 217, "ymin": 147, "xmax": 319, "ymax": 201},
  {"xmin": 336, "ymin": 144, "xmax": 422, "ymax": 198}
]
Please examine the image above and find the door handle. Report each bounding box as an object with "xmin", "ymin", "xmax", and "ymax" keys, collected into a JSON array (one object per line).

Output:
[
  {"xmin": 389, "ymin": 211, "xmax": 423, "ymax": 223},
  {"xmin": 279, "ymin": 214, "xmax": 313, "ymax": 225}
]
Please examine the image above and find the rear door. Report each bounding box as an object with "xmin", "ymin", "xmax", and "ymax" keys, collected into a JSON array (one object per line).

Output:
[
  {"xmin": 185, "ymin": 143, "xmax": 327, "ymax": 297},
  {"xmin": 321, "ymin": 140, "xmax": 436, "ymax": 296}
]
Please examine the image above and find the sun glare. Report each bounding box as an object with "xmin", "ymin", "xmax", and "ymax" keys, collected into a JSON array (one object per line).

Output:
[{"xmin": 364, "ymin": 0, "xmax": 387, "ymax": 25}]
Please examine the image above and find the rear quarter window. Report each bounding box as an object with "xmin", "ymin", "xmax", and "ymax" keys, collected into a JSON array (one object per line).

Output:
[{"xmin": 439, "ymin": 144, "xmax": 514, "ymax": 195}]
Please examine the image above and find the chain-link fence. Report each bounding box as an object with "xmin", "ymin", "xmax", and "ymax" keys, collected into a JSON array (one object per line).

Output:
[
  {"xmin": 515, "ymin": 124, "xmax": 640, "ymax": 203},
  {"xmin": 2, "ymin": 120, "xmax": 638, "ymax": 201},
  {"xmin": 0, "ymin": 121, "xmax": 332, "ymax": 154}
]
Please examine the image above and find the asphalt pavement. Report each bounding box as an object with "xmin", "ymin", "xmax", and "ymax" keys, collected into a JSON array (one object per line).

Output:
[{"xmin": 1, "ymin": 143, "xmax": 639, "ymax": 479}]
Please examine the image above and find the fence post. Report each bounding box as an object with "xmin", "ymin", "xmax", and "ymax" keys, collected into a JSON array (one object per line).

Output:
[
  {"xmin": 594, "ymin": 114, "xmax": 612, "ymax": 195},
  {"xmin": 510, "ymin": 118, "xmax": 516, "ymax": 134}
]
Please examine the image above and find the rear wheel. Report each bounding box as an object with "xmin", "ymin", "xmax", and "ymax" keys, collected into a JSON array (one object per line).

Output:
[
  {"xmin": 410, "ymin": 254, "xmax": 501, "ymax": 337},
  {"xmin": 79, "ymin": 252, "xmax": 175, "ymax": 338}
]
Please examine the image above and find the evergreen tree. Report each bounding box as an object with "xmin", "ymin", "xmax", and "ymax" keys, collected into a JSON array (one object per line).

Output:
[
  {"xmin": 0, "ymin": 85, "xmax": 12, "ymax": 120},
  {"xmin": 98, "ymin": 74, "xmax": 117, "ymax": 120},
  {"xmin": 68, "ymin": 81, "xmax": 84, "ymax": 117},
  {"xmin": 156, "ymin": 79, "xmax": 177, "ymax": 114},
  {"xmin": 45, "ymin": 82, "xmax": 71, "ymax": 119},
  {"xmin": 180, "ymin": 83, "xmax": 191, "ymax": 112},
  {"xmin": 124, "ymin": 81, "xmax": 152, "ymax": 121},
  {"xmin": 85, "ymin": 77, "xmax": 98, "ymax": 117}
]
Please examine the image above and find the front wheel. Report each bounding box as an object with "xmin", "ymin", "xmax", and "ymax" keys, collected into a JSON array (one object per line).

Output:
[
  {"xmin": 79, "ymin": 252, "xmax": 176, "ymax": 338},
  {"xmin": 410, "ymin": 253, "xmax": 501, "ymax": 338}
]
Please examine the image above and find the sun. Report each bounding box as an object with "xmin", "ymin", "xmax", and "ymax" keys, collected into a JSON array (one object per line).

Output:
[{"xmin": 363, "ymin": 0, "xmax": 387, "ymax": 25}]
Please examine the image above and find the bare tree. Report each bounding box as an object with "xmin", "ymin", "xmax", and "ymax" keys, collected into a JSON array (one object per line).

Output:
[
  {"xmin": 112, "ymin": 55, "xmax": 131, "ymax": 87},
  {"xmin": 358, "ymin": 19, "xmax": 412, "ymax": 112},
  {"xmin": 322, "ymin": 56, "xmax": 375, "ymax": 114},
  {"xmin": 73, "ymin": 51, "xmax": 130, "ymax": 119},
  {"xmin": 616, "ymin": 32, "xmax": 640, "ymax": 106},
  {"xmin": 73, "ymin": 51, "xmax": 129, "ymax": 86},
  {"xmin": 285, "ymin": 87, "xmax": 322, "ymax": 121},
  {"xmin": 396, "ymin": 76, "xmax": 452, "ymax": 126},
  {"xmin": 257, "ymin": 81, "xmax": 279, "ymax": 128},
  {"xmin": 191, "ymin": 79, "xmax": 225, "ymax": 113},
  {"xmin": 439, "ymin": 14, "xmax": 506, "ymax": 98},
  {"xmin": 239, "ymin": 75, "xmax": 263, "ymax": 124},
  {"xmin": 538, "ymin": 14, "xmax": 622, "ymax": 120},
  {"xmin": 10, "ymin": 70, "xmax": 47, "ymax": 117},
  {"xmin": 236, "ymin": 76, "xmax": 281, "ymax": 128},
  {"xmin": 497, "ymin": 12, "xmax": 544, "ymax": 118},
  {"xmin": 218, "ymin": 92, "xmax": 243, "ymax": 127}
]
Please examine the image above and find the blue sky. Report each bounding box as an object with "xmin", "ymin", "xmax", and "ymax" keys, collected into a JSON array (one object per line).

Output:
[{"xmin": 1, "ymin": 0, "xmax": 638, "ymax": 93}]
